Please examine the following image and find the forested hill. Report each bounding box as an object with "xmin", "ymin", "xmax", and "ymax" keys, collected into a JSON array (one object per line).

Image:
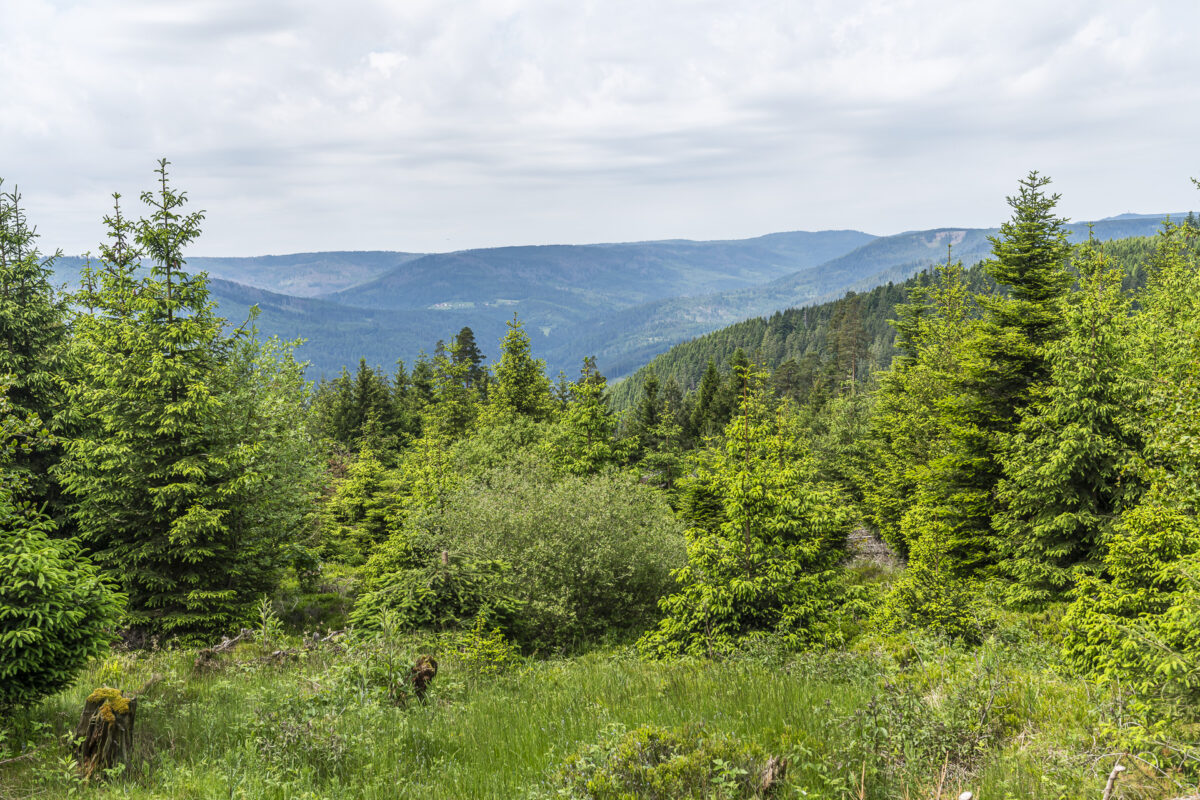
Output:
[
  {"xmin": 206, "ymin": 279, "xmax": 510, "ymax": 379},
  {"xmin": 609, "ymin": 233, "xmax": 1163, "ymax": 411},
  {"xmin": 325, "ymin": 230, "xmax": 876, "ymax": 311},
  {"xmin": 556, "ymin": 214, "xmax": 1183, "ymax": 381}
]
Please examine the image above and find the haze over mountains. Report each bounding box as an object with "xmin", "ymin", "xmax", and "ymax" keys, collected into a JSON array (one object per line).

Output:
[{"xmin": 53, "ymin": 213, "xmax": 1182, "ymax": 380}]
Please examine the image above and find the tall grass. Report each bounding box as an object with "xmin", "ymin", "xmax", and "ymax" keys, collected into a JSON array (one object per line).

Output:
[{"xmin": 0, "ymin": 633, "xmax": 1162, "ymax": 800}]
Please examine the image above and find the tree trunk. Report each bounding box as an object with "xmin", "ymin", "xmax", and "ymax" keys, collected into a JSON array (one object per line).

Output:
[{"xmin": 74, "ymin": 688, "xmax": 136, "ymax": 779}]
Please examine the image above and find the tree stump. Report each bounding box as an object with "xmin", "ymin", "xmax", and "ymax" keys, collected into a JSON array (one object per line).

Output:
[
  {"xmin": 74, "ymin": 687, "xmax": 136, "ymax": 779},
  {"xmin": 411, "ymin": 655, "xmax": 438, "ymax": 702}
]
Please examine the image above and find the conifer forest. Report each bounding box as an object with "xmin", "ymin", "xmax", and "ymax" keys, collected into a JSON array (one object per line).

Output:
[{"xmin": 3, "ymin": 163, "xmax": 1200, "ymax": 800}]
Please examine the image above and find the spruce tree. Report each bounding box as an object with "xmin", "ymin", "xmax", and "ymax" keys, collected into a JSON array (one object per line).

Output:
[
  {"xmin": 689, "ymin": 359, "xmax": 722, "ymax": 439},
  {"xmin": 0, "ymin": 384, "xmax": 123, "ymax": 708},
  {"xmin": 941, "ymin": 171, "xmax": 1073, "ymax": 571},
  {"xmin": 547, "ymin": 356, "xmax": 628, "ymax": 475},
  {"xmin": 0, "ymin": 181, "xmax": 71, "ymax": 517},
  {"xmin": 996, "ymin": 236, "xmax": 1143, "ymax": 606},
  {"xmin": 865, "ymin": 256, "xmax": 974, "ymax": 555},
  {"xmin": 452, "ymin": 325, "xmax": 488, "ymax": 392},
  {"xmin": 639, "ymin": 365, "xmax": 849, "ymax": 658},
  {"xmin": 489, "ymin": 314, "xmax": 553, "ymax": 421},
  {"xmin": 60, "ymin": 161, "xmax": 314, "ymax": 639}
]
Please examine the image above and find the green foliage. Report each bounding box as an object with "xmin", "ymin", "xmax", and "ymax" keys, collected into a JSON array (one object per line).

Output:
[
  {"xmin": 452, "ymin": 617, "xmax": 520, "ymax": 678},
  {"xmin": 0, "ymin": 386, "xmax": 123, "ymax": 709},
  {"xmin": 0, "ymin": 181, "xmax": 71, "ymax": 519},
  {"xmin": 1062, "ymin": 501, "xmax": 1200, "ymax": 688},
  {"xmin": 543, "ymin": 357, "xmax": 631, "ymax": 476},
  {"xmin": 355, "ymin": 462, "xmax": 685, "ymax": 651},
  {"xmin": 996, "ymin": 236, "xmax": 1143, "ymax": 606},
  {"xmin": 489, "ymin": 314, "xmax": 554, "ymax": 422},
  {"xmin": 59, "ymin": 163, "xmax": 319, "ymax": 640},
  {"xmin": 351, "ymin": 526, "xmax": 522, "ymax": 635},
  {"xmin": 640, "ymin": 368, "xmax": 850, "ymax": 658},
  {"xmin": 864, "ymin": 256, "xmax": 974, "ymax": 556},
  {"xmin": 943, "ymin": 172, "xmax": 1074, "ymax": 573},
  {"xmin": 320, "ymin": 448, "xmax": 402, "ymax": 564},
  {"xmin": 874, "ymin": 508, "xmax": 988, "ymax": 642},
  {"xmin": 1061, "ymin": 219, "xmax": 1200, "ymax": 704},
  {"xmin": 544, "ymin": 723, "xmax": 776, "ymax": 800}
]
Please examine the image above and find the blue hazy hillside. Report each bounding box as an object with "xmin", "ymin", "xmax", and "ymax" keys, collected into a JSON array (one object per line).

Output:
[{"xmin": 50, "ymin": 214, "xmax": 1186, "ymax": 379}]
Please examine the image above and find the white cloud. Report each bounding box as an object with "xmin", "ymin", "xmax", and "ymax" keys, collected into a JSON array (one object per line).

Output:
[{"xmin": 2, "ymin": 0, "xmax": 1199, "ymax": 256}]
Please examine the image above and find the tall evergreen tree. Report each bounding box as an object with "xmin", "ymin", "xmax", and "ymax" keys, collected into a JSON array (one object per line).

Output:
[
  {"xmin": 60, "ymin": 161, "xmax": 315, "ymax": 639},
  {"xmin": 489, "ymin": 314, "xmax": 553, "ymax": 421},
  {"xmin": 996, "ymin": 236, "xmax": 1143, "ymax": 606},
  {"xmin": 689, "ymin": 359, "xmax": 723, "ymax": 439},
  {"xmin": 0, "ymin": 181, "xmax": 71, "ymax": 517},
  {"xmin": 940, "ymin": 171, "xmax": 1073, "ymax": 571},
  {"xmin": 452, "ymin": 325, "xmax": 488, "ymax": 393}
]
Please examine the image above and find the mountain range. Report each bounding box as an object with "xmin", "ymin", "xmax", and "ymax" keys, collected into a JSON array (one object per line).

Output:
[{"xmin": 51, "ymin": 212, "xmax": 1183, "ymax": 380}]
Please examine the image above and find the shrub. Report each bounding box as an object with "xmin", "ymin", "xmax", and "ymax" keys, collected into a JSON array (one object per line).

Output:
[
  {"xmin": 544, "ymin": 723, "xmax": 783, "ymax": 799},
  {"xmin": 353, "ymin": 462, "xmax": 685, "ymax": 651}
]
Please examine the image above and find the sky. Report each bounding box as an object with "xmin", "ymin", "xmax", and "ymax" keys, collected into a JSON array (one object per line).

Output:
[{"xmin": 3, "ymin": 0, "xmax": 1200, "ymax": 256}]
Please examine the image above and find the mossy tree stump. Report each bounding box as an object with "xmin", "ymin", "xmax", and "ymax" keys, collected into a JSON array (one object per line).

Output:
[{"xmin": 74, "ymin": 687, "xmax": 136, "ymax": 779}]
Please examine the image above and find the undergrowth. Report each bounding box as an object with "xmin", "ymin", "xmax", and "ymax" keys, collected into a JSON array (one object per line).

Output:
[{"xmin": 1, "ymin": 618, "xmax": 1189, "ymax": 800}]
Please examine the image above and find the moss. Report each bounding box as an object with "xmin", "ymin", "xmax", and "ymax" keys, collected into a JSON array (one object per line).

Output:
[
  {"xmin": 86, "ymin": 687, "xmax": 122, "ymax": 704},
  {"xmin": 87, "ymin": 686, "xmax": 131, "ymax": 716}
]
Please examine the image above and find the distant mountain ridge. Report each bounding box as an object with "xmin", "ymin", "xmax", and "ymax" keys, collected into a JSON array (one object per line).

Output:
[{"xmin": 49, "ymin": 214, "xmax": 1186, "ymax": 380}]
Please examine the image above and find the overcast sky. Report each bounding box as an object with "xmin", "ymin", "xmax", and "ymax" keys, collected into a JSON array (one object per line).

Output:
[{"xmin": 3, "ymin": 0, "xmax": 1199, "ymax": 256}]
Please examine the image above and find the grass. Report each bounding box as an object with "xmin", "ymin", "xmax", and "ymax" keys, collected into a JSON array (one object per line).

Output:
[{"xmin": 0, "ymin": 627, "xmax": 1187, "ymax": 800}]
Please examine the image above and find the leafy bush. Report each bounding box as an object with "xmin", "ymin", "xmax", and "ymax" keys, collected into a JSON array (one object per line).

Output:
[
  {"xmin": 543, "ymin": 723, "xmax": 783, "ymax": 799},
  {"xmin": 353, "ymin": 462, "xmax": 685, "ymax": 651}
]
